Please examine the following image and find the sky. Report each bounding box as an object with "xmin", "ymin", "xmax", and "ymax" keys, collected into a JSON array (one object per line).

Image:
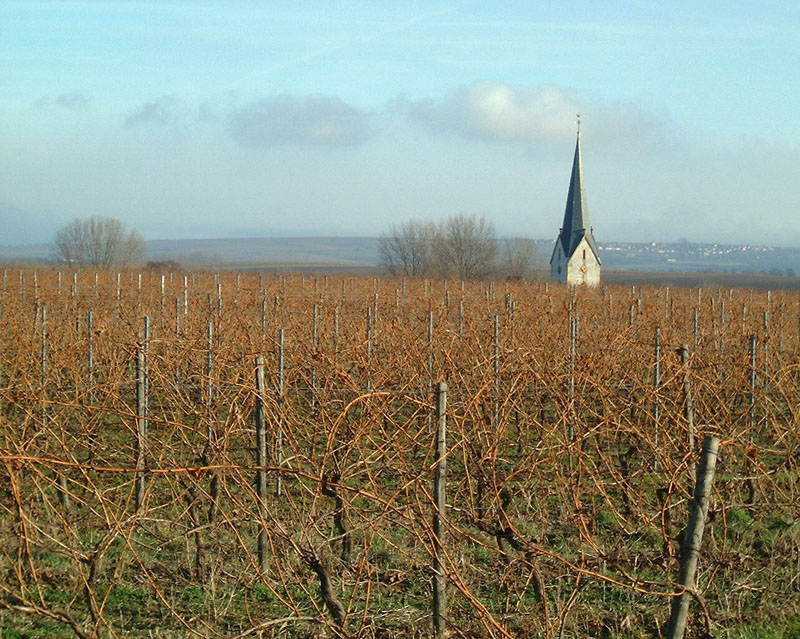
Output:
[{"xmin": 1, "ymin": 0, "xmax": 799, "ymax": 246}]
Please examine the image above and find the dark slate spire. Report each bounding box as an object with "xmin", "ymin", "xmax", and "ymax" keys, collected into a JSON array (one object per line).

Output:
[{"xmin": 558, "ymin": 125, "xmax": 600, "ymax": 262}]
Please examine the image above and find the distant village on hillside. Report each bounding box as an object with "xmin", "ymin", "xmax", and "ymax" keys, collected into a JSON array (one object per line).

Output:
[{"xmin": 596, "ymin": 240, "xmax": 798, "ymax": 276}]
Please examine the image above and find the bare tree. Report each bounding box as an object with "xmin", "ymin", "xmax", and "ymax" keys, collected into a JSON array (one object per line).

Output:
[
  {"xmin": 503, "ymin": 237, "xmax": 539, "ymax": 280},
  {"xmin": 378, "ymin": 220, "xmax": 435, "ymax": 276},
  {"xmin": 379, "ymin": 214, "xmax": 500, "ymax": 279},
  {"xmin": 54, "ymin": 216, "xmax": 144, "ymax": 267},
  {"xmin": 437, "ymin": 214, "xmax": 498, "ymax": 280}
]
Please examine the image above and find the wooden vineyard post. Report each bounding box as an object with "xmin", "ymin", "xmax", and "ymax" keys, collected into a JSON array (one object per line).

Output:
[
  {"xmin": 276, "ymin": 328, "xmax": 285, "ymax": 497},
  {"xmin": 311, "ymin": 303, "xmax": 318, "ymax": 411},
  {"xmin": 653, "ymin": 328, "xmax": 661, "ymax": 469},
  {"xmin": 39, "ymin": 303, "xmax": 46, "ymax": 389},
  {"xmin": 746, "ymin": 333, "xmax": 758, "ymax": 504},
  {"xmin": 143, "ymin": 315, "xmax": 150, "ymax": 417},
  {"xmin": 509, "ymin": 299, "xmax": 516, "ymax": 345},
  {"xmin": 748, "ymin": 334, "xmax": 757, "ymax": 443},
  {"xmin": 254, "ymin": 356, "xmax": 268, "ymax": 572},
  {"xmin": 86, "ymin": 309, "xmax": 96, "ymax": 465},
  {"xmin": 87, "ymin": 310, "xmax": 94, "ymax": 405},
  {"xmin": 373, "ymin": 292, "xmax": 379, "ymax": 351},
  {"xmin": 665, "ymin": 435, "xmax": 720, "ymax": 639},
  {"xmin": 427, "ymin": 310, "xmax": 434, "ymax": 387},
  {"xmin": 676, "ymin": 344, "xmax": 696, "ymax": 480},
  {"xmin": 135, "ymin": 341, "xmax": 147, "ymax": 510},
  {"xmin": 493, "ymin": 314, "xmax": 500, "ymax": 429},
  {"xmin": 333, "ymin": 306, "xmax": 339, "ymax": 358},
  {"xmin": 206, "ymin": 321, "xmax": 214, "ymax": 405},
  {"xmin": 205, "ymin": 320, "xmax": 219, "ymax": 522},
  {"xmin": 366, "ymin": 307, "xmax": 372, "ymax": 392},
  {"xmin": 432, "ymin": 381, "xmax": 448, "ymax": 639},
  {"xmin": 763, "ymin": 313, "xmax": 770, "ymax": 394},
  {"xmin": 567, "ymin": 302, "xmax": 577, "ymax": 442},
  {"xmin": 426, "ymin": 310, "xmax": 434, "ymax": 432}
]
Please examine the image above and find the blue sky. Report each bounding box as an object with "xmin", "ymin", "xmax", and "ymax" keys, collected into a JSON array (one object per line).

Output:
[{"xmin": 1, "ymin": 1, "xmax": 799, "ymax": 245}]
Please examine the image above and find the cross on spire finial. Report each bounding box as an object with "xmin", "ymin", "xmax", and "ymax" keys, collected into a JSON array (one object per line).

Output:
[{"xmin": 577, "ymin": 113, "xmax": 581, "ymax": 135}]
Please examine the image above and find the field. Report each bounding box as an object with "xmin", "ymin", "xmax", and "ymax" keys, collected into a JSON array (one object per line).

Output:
[{"xmin": 0, "ymin": 269, "xmax": 798, "ymax": 638}]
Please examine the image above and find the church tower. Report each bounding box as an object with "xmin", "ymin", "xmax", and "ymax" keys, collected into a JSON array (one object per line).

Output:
[{"xmin": 550, "ymin": 119, "xmax": 601, "ymax": 286}]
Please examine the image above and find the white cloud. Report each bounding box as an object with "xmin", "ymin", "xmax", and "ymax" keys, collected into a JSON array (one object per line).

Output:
[
  {"xmin": 400, "ymin": 82, "xmax": 578, "ymax": 144},
  {"xmin": 228, "ymin": 94, "xmax": 373, "ymax": 148},
  {"xmin": 398, "ymin": 82, "xmax": 669, "ymax": 153}
]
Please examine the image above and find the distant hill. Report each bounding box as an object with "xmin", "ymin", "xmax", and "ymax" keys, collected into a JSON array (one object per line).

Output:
[
  {"xmin": 146, "ymin": 236, "xmax": 380, "ymax": 266},
  {"xmin": 144, "ymin": 237, "xmax": 800, "ymax": 275}
]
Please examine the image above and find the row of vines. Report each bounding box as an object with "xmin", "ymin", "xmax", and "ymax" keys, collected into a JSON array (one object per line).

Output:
[{"xmin": 1, "ymin": 269, "xmax": 798, "ymax": 638}]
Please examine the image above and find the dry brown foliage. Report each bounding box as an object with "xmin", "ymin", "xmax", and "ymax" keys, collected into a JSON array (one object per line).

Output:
[{"xmin": 0, "ymin": 269, "xmax": 798, "ymax": 638}]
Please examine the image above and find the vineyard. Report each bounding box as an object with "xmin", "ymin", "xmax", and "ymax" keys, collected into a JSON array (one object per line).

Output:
[{"xmin": 0, "ymin": 269, "xmax": 798, "ymax": 638}]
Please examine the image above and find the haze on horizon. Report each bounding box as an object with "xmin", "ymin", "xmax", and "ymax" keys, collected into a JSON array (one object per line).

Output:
[{"xmin": 1, "ymin": 1, "xmax": 799, "ymax": 248}]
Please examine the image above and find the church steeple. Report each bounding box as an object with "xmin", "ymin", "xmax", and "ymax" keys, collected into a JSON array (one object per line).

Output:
[
  {"xmin": 550, "ymin": 117, "xmax": 602, "ymax": 286},
  {"xmin": 557, "ymin": 118, "xmax": 599, "ymax": 262}
]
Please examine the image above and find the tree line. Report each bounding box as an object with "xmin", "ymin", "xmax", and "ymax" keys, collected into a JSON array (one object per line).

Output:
[
  {"xmin": 50, "ymin": 213, "xmax": 540, "ymax": 278},
  {"xmin": 378, "ymin": 213, "xmax": 540, "ymax": 280}
]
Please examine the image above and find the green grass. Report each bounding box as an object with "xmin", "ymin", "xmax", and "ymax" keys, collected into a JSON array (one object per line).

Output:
[{"xmin": 729, "ymin": 619, "xmax": 800, "ymax": 639}]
